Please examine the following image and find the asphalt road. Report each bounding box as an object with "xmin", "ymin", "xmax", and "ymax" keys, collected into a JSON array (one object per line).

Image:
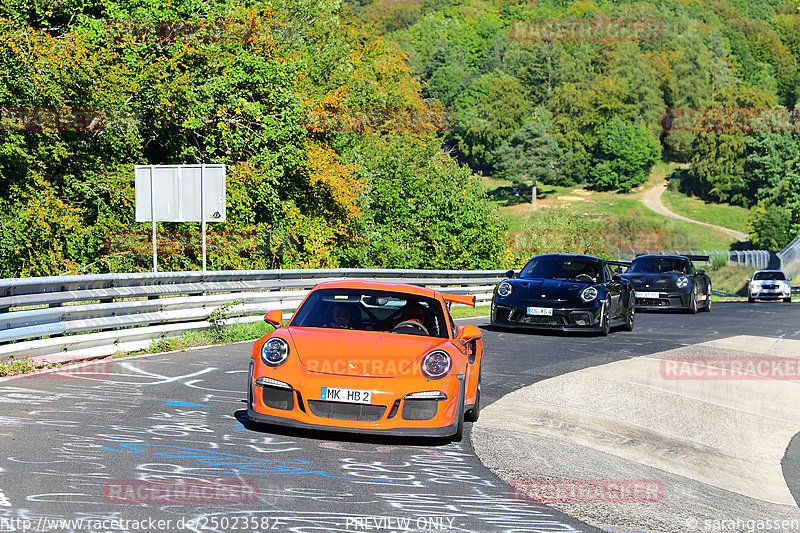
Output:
[{"xmin": 0, "ymin": 301, "xmax": 798, "ymax": 533}]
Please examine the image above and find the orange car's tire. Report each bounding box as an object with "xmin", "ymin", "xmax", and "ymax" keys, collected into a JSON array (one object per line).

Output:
[
  {"xmin": 465, "ymin": 368, "xmax": 481, "ymax": 423},
  {"xmin": 247, "ymin": 363, "xmax": 254, "ymax": 409},
  {"xmin": 452, "ymin": 383, "xmax": 465, "ymax": 442}
]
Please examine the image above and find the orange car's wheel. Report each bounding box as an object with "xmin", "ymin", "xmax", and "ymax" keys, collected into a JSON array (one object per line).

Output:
[
  {"xmin": 247, "ymin": 363, "xmax": 254, "ymax": 409},
  {"xmin": 452, "ymin": 382, "xmax": 465, "ymax": 442},
  {"xmin": 465, "ymin": 367, "xmax": 481, "ymax": 423}
]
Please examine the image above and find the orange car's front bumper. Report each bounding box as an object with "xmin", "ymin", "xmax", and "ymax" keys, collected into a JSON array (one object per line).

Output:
[{"xmin": 247, "ymin": 363, "xmax": 464, "ymax": 437}]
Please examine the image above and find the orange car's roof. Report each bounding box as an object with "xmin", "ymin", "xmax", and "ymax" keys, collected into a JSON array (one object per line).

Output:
[{"xmin": 312, "ymin": 279, "xmax": 439, "ymax": 299}]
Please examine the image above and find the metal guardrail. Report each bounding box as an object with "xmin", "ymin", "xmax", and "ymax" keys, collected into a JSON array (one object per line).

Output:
[
  {"xmin": 778, "ymin": 236, "xmax": 800, "ymax": 276},
  {"xmin": 0, "ymin": 269, "xmax": 505, "ymax": 360},
  {"xmin": 711, "ymin": 289, "xmax": 741, "ymax": 298},
  {"xmin": 614, "ymin": 249, "xmax": 773, "ymax": 269},
  {"xmin": 713, "ymin": 288, "xmax": 800, "ymax": 298}
]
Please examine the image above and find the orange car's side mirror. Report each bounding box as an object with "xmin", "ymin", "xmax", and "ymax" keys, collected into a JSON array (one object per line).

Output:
[
  {"xmin": 264, "ymin": 310, "xmax": 283, "ymax": 327},
  {"xmin": 460, "ymin": 324, "xmax": 482, "ymax": 343}
]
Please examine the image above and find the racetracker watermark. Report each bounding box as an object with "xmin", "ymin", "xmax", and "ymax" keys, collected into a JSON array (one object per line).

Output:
[
  {"xmin": 509, "ymin": 478, "xmax": 664, "ymax": 503},
  {"xmin": 103, "ymin": 480, "xmax": 258, "ymax": 504},
  {"xmin": 0, "ymin": 108, "xmax": 138, "ymax": 132},
  {"xmin": 0, "ymin": 108, "xmax": 101, "ymax": 131},
  {"xmin": 661, "ymin": 108, "xmax": 800, "ymax": 133},
  {"xmin": 47, "ymin": 360, "xmax": 113, "ymax": 380},
  {"xmin": 303, "ymin": 358, "xmax": 416, "ymax": 377},
  {"xmin": 304, "ymin": 107, "xmax": 455, "ymax": 133},
  {"xmin": 0, "ymin": 516, "xmax": 283, "ymax": 531},
  {"xmin": 103, "ymin": 230, "xmax": 260, "ymax": 258},
  {"xmin": 508, "ymin": 18, "xmax": 662, "ymax": 42},
  {"xmin": 106, "ymin": 19, "xmax": 255, "ymax": 44},
  {"xmin": 660, "ymin": 356, "xmax": 800, "ymax": 380}
]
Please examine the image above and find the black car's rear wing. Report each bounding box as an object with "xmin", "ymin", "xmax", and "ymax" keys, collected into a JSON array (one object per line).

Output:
[
  {"xmin": 633, "ymin": 254, "xmax": 711, "ymax": 262},
  {"xmin": 607, "ymin": 260, "xmax": 632, "ymax": 268}
]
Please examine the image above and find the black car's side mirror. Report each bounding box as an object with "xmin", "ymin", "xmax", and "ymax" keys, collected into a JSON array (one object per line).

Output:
[
  {"xmin": 506, "ymin": 269, "xmax": 515, "ymax": 279},
  {"xmin": 696, "ymin": 269, "xmax": 705, "ymax": 275},
  {"xmin": 614, "ymin": 267, "xmax": 622, "ymax": 274}
]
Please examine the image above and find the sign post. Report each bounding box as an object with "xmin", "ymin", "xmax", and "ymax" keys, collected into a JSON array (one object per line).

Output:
[{"xmin": 134, "ymin": 165, "xmax": 226, "ymax": 272}]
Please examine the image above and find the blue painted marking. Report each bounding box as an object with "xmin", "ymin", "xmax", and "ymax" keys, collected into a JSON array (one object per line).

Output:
[
  {"xmin": 98, "ymin": 443, "xmax": 376, "ymax": 480},
  {"xmin": 164, "ymin": 401, "xmax": 208, "ymax": 408}
]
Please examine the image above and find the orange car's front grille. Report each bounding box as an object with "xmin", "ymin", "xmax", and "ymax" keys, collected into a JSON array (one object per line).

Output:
[
  {"xmin": 262, "ymin": 386, "xmax": 294, "ymax": 411},
  {"xmin": 307, "ymin": 400, "xmax": 386, "ymax": 422},
  {"xmin": 401, "ymin": 399, "xmax": 437, "ymax": 421}
]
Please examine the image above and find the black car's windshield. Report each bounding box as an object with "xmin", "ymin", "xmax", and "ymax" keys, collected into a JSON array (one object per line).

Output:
[
  {"xmin": 519, "ymin": 257, "xmax": 604, "ymax": 283},
  {"xmin": 629, "ymin": 257, "xmax": 690, "ymax": 274},
  {"xmin": 289, "ymin": 288, "xmax": 449, "ymax": 338},
  {"xmin": 753, "ymin": 271, "xmax": 786, "ymax": 281}
]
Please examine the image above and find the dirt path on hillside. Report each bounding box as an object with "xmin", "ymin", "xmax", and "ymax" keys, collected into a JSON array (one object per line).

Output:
[{"xmin": 642, "ymin": 183, "xmax": 748, "ymax": 242}]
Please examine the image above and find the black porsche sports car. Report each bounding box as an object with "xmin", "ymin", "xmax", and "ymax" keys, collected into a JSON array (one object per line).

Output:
[
  {"xmin": 490, "ymin": 254, "xmax": 635, "ymax": 336},
  {"xmin": 618, "ymin": 254, "xmax": 712, "ymax": 313}
]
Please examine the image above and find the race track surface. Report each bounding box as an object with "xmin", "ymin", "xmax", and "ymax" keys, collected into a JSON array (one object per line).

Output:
[{"xmin": 0, "ymin": 301, "xmax": 798, "ymax": 533}]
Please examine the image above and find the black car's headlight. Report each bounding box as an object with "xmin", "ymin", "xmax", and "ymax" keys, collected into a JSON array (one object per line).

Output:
[
  {"xmin": 261, "ymin": 338, "xmax": 290, "ymax": 367},
  {"xmin": 420, "ymin": 350, "xmax": 451, "ymax": 380},
  {"xmin": 497, "ymin": 282, "xmax": 513, "ymax": 298},
  {"xmin": 580, "ymin": 286, "xmax": 598, "ymax": 302},
  {"xmin": 676, "ymin": 276, "xmax": 689, "ymax": 289}
]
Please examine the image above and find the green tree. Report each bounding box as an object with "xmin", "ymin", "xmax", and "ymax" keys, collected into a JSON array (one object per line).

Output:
[
  {"xmin": 340, "ymin": 136, "xmax": 508, "ymax": 269},
  {"xmin": 494, "ymin": 117, "xmax": 564, "ymax": 205},
  {"xmin": 550, "ymin": 78, "xmax": 627, "ymax": 183},
  {"xmin": 450, "ymin": 71, "xmax": 530, "ymax": 171},
  {"xmin": 744, "ymin": 132, "xmax": 800, "ymax": 204},
  {"xmin": 677, "ymin": 85, "xmax": 774, "ymax": 206},
  {"xmin": 589, "ymin": 117, "xmax": 660, "ymax": 193},
  {"xmin": 747, "ymin": 201, "xmax": 792, "ymax": 250}
]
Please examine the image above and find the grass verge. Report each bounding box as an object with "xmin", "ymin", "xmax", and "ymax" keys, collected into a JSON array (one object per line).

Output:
[
  {"xmin": 706, "ymin": 264, "xmax": 753, "ymax": 296},
  {"xmin": 660, "ymin": 189, "xmax": 749, "ymax": 234},
  {"xmin": 450, "ymin": 305, "xmax": 491, "ymax": 318},
  {"xmin": 120, "ymin": 321, "xmax": 276, "ymax": 357},
  {"xmin": 0, "ymin": 357, "xmax": 61, "ymax": 377}
]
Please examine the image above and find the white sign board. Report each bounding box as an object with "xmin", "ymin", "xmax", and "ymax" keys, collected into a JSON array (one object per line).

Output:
[{"xmin": 135, "ymin": 165, "xmax": 226, "ymax": 222}]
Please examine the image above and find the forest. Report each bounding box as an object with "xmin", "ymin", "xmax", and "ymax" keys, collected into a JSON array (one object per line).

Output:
[{"xmin": 0, "ymin": 0, "xmax": 798, "ymax": 277}]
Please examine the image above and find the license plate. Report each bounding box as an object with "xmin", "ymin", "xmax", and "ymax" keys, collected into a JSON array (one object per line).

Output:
[
  {"xmin": 320, "ymin": 387, "xmax": 372, "ymax": 404},
  {"xmin": 636, "ymin": 291, "xmax": 660, "ymax": 299},
  {"xmin": 527, "ymin": 307, "xmax": 553, "ymax": 316}
]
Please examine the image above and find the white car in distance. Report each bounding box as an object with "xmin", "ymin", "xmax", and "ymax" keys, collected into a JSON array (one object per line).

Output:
[{"xmin": 747, "ymin": 270, "xmax": 792, "ymax": 303}]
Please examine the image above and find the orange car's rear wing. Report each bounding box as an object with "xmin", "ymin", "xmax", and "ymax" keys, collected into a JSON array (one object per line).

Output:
[{"xmin": 441, "ymin": 293, "xmax": 476, "ymax": 307}]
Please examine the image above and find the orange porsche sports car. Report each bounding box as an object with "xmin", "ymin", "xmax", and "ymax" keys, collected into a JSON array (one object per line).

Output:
[{"xmin": 246, "ymin": 280, "xmax": 483, "ymax": 440}]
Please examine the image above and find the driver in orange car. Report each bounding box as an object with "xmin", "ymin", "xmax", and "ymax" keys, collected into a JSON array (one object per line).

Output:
[
  {"xmin": 328, "ymin": 304, "xmax": 354, "ymax": 329},
  {"xmin": 400, "ymin": 302, "xmax": 426, "ymax": 325}
]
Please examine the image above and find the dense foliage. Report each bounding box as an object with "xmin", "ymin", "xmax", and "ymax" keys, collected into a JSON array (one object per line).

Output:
[
  {"xmin": 352, "ymin": 0, "xmax": 799, "ymax": 248},
  {"xmin": 0, "ymin": 0, "xmax": 506, "ymax": 276},
  {"xmin": 2, "ymin": 0, "xmax": 800, "ymax": 278}
]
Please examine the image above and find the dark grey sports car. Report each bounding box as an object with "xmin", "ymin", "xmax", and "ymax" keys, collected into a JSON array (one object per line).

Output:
[
  {"xmin": 618, "ymin": 254, "xmax": 712, "ymax": 313},
  {"xmin": 490, "ymin": 254, "xmax": 635, "ymax": 336}
]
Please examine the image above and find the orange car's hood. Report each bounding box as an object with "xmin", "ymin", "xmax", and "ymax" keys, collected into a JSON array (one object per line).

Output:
[{"xmin": 285, "ymin": 327, "xmax": 448, "ymax": 377}]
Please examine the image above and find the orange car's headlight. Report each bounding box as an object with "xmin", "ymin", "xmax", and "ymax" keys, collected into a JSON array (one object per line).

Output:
[
  {"xmin": 261, "ymin": 338, "xmax": 290, "ymax": 367},
  {"xmin": 421, "ymin": 350, "xmax": 451, "ymax": 380}
]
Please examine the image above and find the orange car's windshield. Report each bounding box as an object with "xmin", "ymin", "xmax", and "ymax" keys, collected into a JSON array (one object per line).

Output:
[{"xmin": 290, "ymin": 289, "xmax": 450, "ymax": 338}]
